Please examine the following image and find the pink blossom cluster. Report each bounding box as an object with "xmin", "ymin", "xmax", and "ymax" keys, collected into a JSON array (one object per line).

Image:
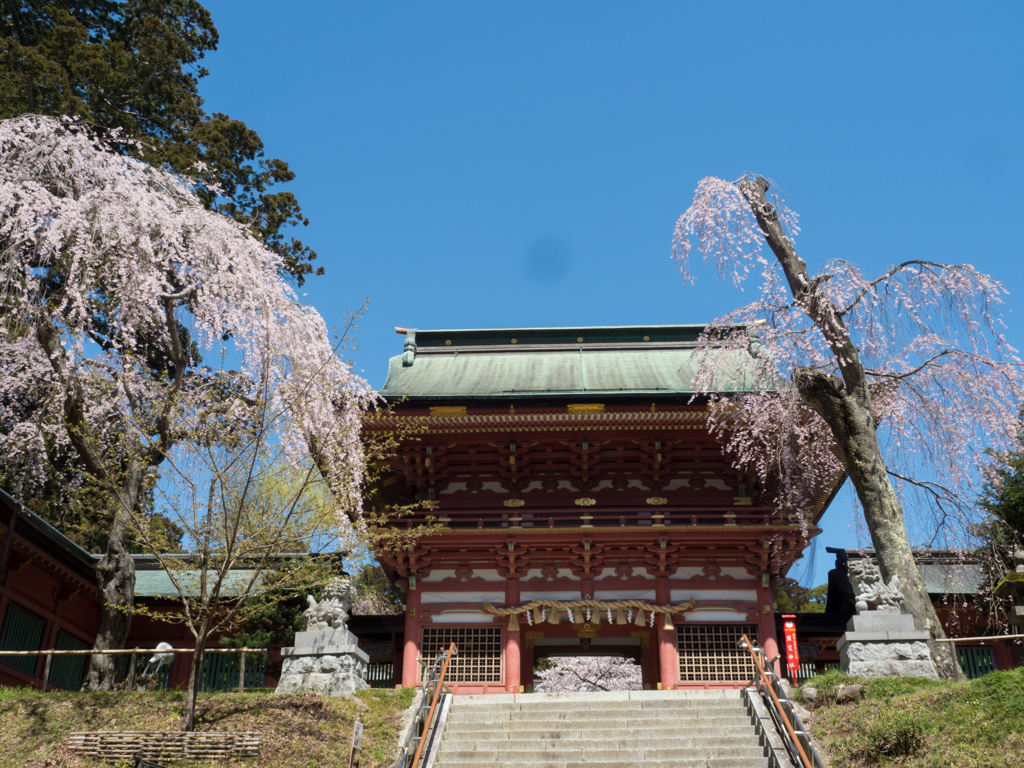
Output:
[
  {"xmin": 673, "ymin": 176, "xmax": 1024, "ymax": 547},
  {"xmin": 533, "ymin": 656, "xmax": 642, "ymax": 693},
  {"xmin": 0, "ymin": 116, "xmax": 374, "ymax": 520}
]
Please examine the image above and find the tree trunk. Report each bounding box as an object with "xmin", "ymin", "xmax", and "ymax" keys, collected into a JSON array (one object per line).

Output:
[
  {"xmin": 182, "ymin": 628, "xmax": 209, "ymax": 732},
  {"xmin": 736, "ymin": 177, "xmax": 961, "ymax": 681},
  {"xmin": 81, "ymin": 468, "xmax": 144, "ymax": 691},
  {"xmin": 794, "ymin": 368, "xmax": 959, "ymax": 680}
]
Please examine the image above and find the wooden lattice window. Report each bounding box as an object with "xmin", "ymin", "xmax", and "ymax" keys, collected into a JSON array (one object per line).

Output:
[
  {"xmin": 677, "ymin": 624, "xmax": 759, "ymax": 682},
  {"xmin": 421, "ymin": 626, "xmax": 502, "ymax": 683}
]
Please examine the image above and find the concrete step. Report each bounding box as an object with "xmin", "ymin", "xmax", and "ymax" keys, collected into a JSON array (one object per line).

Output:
[
  {"xmin": 434, "ymin": 757, "xmax": 770, "ymax": 768},
  {"xmin": 445, "ymin": 716, "xmax": 755, "ymax": 733},
  {"xmin": 443, "ymin": 726, "xmax": 759, "ymax": 743},
  {"xmin": 431, "ymin": 690, "xmax": 770, "ymax": 768},
  {"xmin": 448, "ymin": 708, "xmax": 749, "ymax": 722},
  {"xmin": 450, "ymin": 696, "xmax": 745, "ymax": 708},
  {"xmin": 434, "ymin": 746, "xmax": 768, "ymax": 763},
  {"xmin": 451, "ymin": 698, "xmax": 747, "ymax": 712},
  {"xmin": 438, "ymin": 733, "xmax": 761, "ymax": 753}
]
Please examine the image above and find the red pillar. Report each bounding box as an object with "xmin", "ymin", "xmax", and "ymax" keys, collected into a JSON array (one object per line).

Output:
[
  {"xmin": 503, "ymin": 579, "xmax": 521, "ymax": 692},
  {"xmin": 655, "ymin": 577, "xmax": 678, "ymax": 689},
  {"xmin": 757, "ymin": 584, "xmax": 781, "ymax": 677},
  {"xmin": 402, "ymin": 587, "xmax": 422, "ymax": 687}
]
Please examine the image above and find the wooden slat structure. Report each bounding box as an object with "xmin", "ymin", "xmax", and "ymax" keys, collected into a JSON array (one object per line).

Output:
[{"xmin": 65, "ymin": 731, "xmax": 261, "ymax": 761}]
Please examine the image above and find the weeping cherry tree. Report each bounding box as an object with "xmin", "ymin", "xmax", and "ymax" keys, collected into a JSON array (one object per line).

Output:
[
  {"xmin": 0, "ymin": 115, "xmax": 374, "ymax": 690},
  {"xmin": 673, "ymin": 175, "xmax": 1023, "ymax": 679}
]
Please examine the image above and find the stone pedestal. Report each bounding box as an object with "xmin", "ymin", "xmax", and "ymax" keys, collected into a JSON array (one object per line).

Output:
[
  {"xmin": 275, "ymin": 628, "xmax": 370, "ymax": 696},
  {"xmin": 837, "ymin": 612, "xmax": 939, "ymax": 680}
]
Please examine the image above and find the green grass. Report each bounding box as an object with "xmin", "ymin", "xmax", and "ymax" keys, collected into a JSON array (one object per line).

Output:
[
  {"xmin": 0, "ymin": 686, "xmax": 416, "ymax": 768},
  {"xmin": 801, "ymin": 668, "xmax": 1024, "ymax": 767}
]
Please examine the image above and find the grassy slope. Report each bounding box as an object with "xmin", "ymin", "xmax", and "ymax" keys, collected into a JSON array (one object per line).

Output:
[
  {"xmin": 800, "ymin": 668, "xmax": 1024, "ymax": 767},
  {"xmin": 0, "ymin": 687, "xmax": 415, "ymax": 768}
]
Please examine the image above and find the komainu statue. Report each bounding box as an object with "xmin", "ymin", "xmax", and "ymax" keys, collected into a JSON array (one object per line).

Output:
[
  {"xmin": 848, "ymin": 559, "xmax": 905, "ymax": 613},
  {"xmin": 303, "ymin": 577, "xmax": 353, "ymax": 630}
]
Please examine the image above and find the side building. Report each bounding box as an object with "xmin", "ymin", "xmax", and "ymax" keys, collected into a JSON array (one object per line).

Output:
[{"xmin": 363, "ymin": 325, "xmax": 844, "ymax": 693}]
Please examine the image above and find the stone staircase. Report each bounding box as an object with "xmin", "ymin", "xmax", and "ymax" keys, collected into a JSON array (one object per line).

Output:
[{"xmin": 430, "ymin": 689, "xmax": 780, "ymax": 768}]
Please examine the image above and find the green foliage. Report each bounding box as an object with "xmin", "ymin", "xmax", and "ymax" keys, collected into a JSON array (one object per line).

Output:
[
  {"xmin": 0, "ymin": 468, "xmax": 181, "ymax": 553},
  {"xmin": 219, "ymin": 560, "xmax": 338, "ymax": 678},
  {"xmin": 981, "ymin": 430, "xmax": 1024, "ymax": 544},
  {"xmin": 0, "ymin": 688, "xmax": 414, "ymax": 767},
  {"xmin": 861, "ymin": 710, "xmax": 923, "ymax": 762},
  {"xmin": 773, "ymin": 577, "xmax": 828, "ymax": 613},
  {"xmin": 350, "ymin": 562, "xmax": 404, "ymax": 614},
  {"xmin": 0, "ymin": 0, "xmax": 319, "ymax": 283},
  {"xmin": 806, "ymin": 668, "xmax": 1024, "ymax": 768}
]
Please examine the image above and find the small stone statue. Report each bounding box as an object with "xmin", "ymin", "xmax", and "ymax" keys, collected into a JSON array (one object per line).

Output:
[
  {"xmin": 849, "ymin": 559, "xmax": 905, "ymax": 613},
  {"xmin": 303, "ymin": 577, "xmax": 353, "ymax": 630},
  {"xmin": 276, "ymin": 576, "xmax": 368, "ymax": 696}
]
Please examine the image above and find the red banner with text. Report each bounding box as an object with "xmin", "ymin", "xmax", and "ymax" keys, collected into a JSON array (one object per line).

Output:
[{"xmin": 782, "ymin": 614, "xmax": 799, "ymax": 684}]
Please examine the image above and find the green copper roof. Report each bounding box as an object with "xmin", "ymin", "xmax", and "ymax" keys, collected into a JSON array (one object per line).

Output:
[
  {"xmin": 379, "ymin": 324, "xmax": 757, "ymax": 400},
  {"xmin": 133, "ymin": 569, "xmax": 267, "ymax": 598}
]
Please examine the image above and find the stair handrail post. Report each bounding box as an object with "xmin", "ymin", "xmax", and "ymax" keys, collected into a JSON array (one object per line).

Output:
[
  {"xmin": 410, "ymin": 642, "xmax": 456, "ymax": 768},
  {"xmin": 739, "ymin": 633, "xmax": 819, "ymax": 768}
]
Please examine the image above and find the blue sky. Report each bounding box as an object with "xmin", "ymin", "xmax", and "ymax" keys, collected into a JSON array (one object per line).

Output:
[{"xmin": 197, "ymin": 2, "xmax": 1024, "ymax": 586}]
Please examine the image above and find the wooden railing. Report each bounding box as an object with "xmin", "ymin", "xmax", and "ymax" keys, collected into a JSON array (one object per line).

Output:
[
  {"xmin": 0, "ymin": 646, "xmax": 265, "ymax": 693},
  {"xmin": 739, "ymin": 634, "xmax": 824, "ymax": 768},
  {"xmin": 396, "ymin": 643, "xmax": 457, "ymax": 768},
  {"xmin": 388, "ymin": 507, "xmax": 788, "ymax": 530}
]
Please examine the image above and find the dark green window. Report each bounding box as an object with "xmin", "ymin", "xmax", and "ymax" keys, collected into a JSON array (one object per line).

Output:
[
  {"xmin": 367, "ymin": 661, "xmax": 394, "ymax": 689},
  {"xmin": 47, "ymin": 631, "xmax": 89, "ymax": 690},
  {"xmin": 0, "ymin": 602, "xmax": 47, "ymax": 676},
  {"xmin": 199, "ymin": 652, "xmax": 266, "ymax": 692},
  {"xmin": 957, "ymin": 646, "xmax": 997, "ymax": 680}
]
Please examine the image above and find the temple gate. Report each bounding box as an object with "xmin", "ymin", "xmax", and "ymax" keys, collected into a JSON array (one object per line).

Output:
[{"xmin": 363, "ymin": 325, "xmax": 840, "ymax": 693}]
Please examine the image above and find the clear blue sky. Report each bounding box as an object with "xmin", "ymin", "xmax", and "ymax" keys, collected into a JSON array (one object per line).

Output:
[{"xmin": 197, "ymin": 2, "xmax": 1024, "ymax": 587}]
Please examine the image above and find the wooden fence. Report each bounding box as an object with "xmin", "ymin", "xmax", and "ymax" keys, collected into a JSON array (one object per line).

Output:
[{"xmin": 65, "ymin": 731, "xmax": 261, "ymax": 761}]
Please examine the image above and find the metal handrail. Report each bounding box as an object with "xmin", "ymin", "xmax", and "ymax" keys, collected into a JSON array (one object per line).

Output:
[
  {"xmin": 396, "ymin": 643, "xmax": 456, "ymax": 768},
  {"xmin": 739, "ymin": 634, "xmax": 824, "ymax": 768}
]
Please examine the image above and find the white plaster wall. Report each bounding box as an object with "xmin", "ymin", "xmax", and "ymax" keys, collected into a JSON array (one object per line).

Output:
[
  {"xmin": 719, "ymin": 567, "xmax": 755, "ymax": 580},
  {"xmin": 421, "ymin": 591, "xmax": 504, "ymax": 604},
  {"xmin": 683, "ymin": 609, "xmax": 748, "ymax": 622},
  {"xmin": 523, "ymin": 568, "xmax": 580, "ymax": 581},
  {"xmin": 429, "ymin": 611, "xmax": 496, "ymax": 623},
  {"xmin": 594, "ymin": 589, "xmax": 656, "ymax": 601},
  {"xmin": 670, "ymin": 589, "xmax": 758, "ymax": 602},
  {"xmin": 521, "ymin": 590, "xmax": 580, "ymax": 601},
  {"xmin": 594, "ymin": 566, "xmax": 655, "ymax": 580},
  {"xmin": 670, "ymin": 567, "xmax": 704, "ymax": 579}
]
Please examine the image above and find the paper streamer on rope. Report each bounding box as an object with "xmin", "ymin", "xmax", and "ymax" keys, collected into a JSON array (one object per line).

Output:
[{"xmin": 480, "ymin": 597, "xmax": 697, "ymax": 628}]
